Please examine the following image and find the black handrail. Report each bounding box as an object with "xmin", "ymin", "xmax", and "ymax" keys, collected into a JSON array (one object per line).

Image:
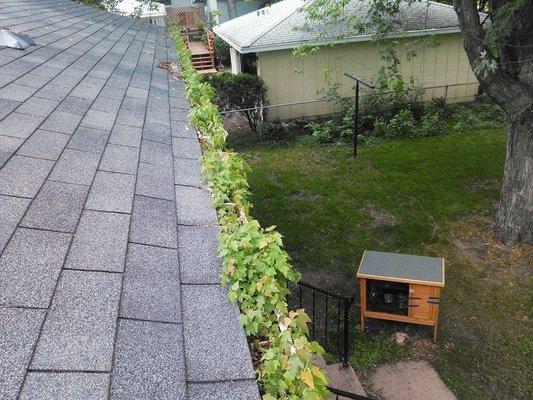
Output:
[
  {"xmin": 327, "ymin": 386, "xmax": 376, "ymax": 400},
  {"xmin": 294, "ymin": 281, "xmax": 355, "ymax": 367}
]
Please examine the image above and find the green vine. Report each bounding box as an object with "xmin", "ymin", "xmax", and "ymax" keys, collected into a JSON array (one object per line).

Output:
[{"xmin": 169, "ymin": 24, "xmax": 329, "ymax": 400}]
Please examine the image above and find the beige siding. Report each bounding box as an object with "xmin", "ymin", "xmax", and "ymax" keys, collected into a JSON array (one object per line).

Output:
[{"xmin": 257, "ymin": 33, "xmax": 478, "ymax": 120}]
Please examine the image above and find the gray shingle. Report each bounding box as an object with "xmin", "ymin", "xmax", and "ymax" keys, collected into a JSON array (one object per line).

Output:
[
  {"xmin": 139, "ymin": 139, "xmax": 172, "ymax": 167},
  {"xmin": 120, "ymin": 243, "xmax": 180, "ymax": 323},
  {"xmin": 187, "ymin": 380, "xmax": 260, "ymax": 400},
  {"xmin": 129, "ymin": 195, "xmax": 178, "ymax": 248},
  {"xmin": 142, "ymin": 121, "xmax": 171, "ymax": 144},
  {"xmin": 174, "ymin": 157, "xmax": 203, "ymax": 186},
  {"xmin": 109, "ymin": 124, "xmax": 142, "ymax": 148},
  {"xmin": 0, "ymin": 228, "xmax": 71, "ymax": 308},
  {"xmin": 80, "ymin": 109, "xmax": 117, "ymax": 131},
  {"xmin": 20, "ymin": 372, "xmax": 109, "ymax": 400},
  {"xmin": 178, "ymin": 226, "xmax": 222, "ymax": 284},
  {"xmin": 86, "ymin": 171, "xmax": 135, "ymax": 213},
  {"xmin": 21, "ymin": 180, "xmax": 89, "ymax": 233},
  {"xmin": 0, "ymin": 308, "xmax": 46, "ymax": 400},
  {"xmin": 135, "ymin": 162, "xmax": 174, "ymax": 200},
  {"xmin": 125, "ymin": 86, "xmax": 148, "ymax": 99},
  {"xmin": 49, "ymin": 148, "xmax": 101, "ymax": 185},
  {"xmin": 99, "ymin": 144, "xmax": 139, "ymax": 175},
  {"xmin": 16, "ymin": 96, "xmax": 60, "ymax": 118},
  {"xmin": 91, "ymin": 96, "xmax": 122, "ymax": 114},
  {"xmin": 109, "ymin": 319, "xmax": 186, "ymax": 400},
  {"xmin": 0, "ymin": 155, "xmax": 54, "ymax": 198},
  {"xmin": 0, "ymin": 135, "xmax": 24, "ymax": 167},
  {"xmin": 182, "ymin": 284, "xmax": 255, "ymax": 381},
  {"xmin": 0, "ymin": 112, "xmax": 45, "ymax": 139},
  {"xmin": 170, "ymin": 108, "xmax": 189, "ymax": 123},
  {"xmin": 67, "ymin": 126, "xmax": 110, "ymax": 155},
  {"xmin": 17, "ymin": 129, "xmax": 70, "ymax": 161},
  {"xmin": 65, "ymin": 210, "xmax": 129, "ymax": 272},
  {"xmin": 0, "ymin": 98, "xmax": 20, "ymax": 120},
  {"xmin": 175, "ymin": 185, "xmax": 218, "ymax": 226},
  {"xmin": 0, "ymin": 194, "xmax": 30, "ymax": 254},
  {"xmin": 115, "ymin": 107, "xmax": 145, "ymax": 127},
  {"xmin": 56, "ymin": 96, "xmax": 93, "ymax": 115},
  {"xmin": 171, "ymin": 120, "xmax": 197, "ymax": 139},
  {"xmin": 121, "ymin": 96, "xmax": 146, "ymax": 112},
  {"xmin": 0, "ymin": 83, "xmax": 37, "ymax": 102},
  {"xmin": 40, "ymin": 110, "xmax": 83, "ymax": 134},
  {"xmin": 30, "ymin": 270, "xmax": 121, "ymax": 371},
  {"xmin": 70, "ymin": 84, "xmax": 100, "ymax": 100},
  {"xmin": 172, "ymin": 137, "xmax": 202, "ymax": 159}
]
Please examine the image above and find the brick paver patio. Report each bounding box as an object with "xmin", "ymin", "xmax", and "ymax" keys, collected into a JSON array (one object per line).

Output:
[{"xmin": 0, "ymin": 0, "xmax": 258, "ymax": 398}]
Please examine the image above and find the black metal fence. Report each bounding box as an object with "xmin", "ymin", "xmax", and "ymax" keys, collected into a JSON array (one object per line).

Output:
[{"xmin": 292, "ymin": 281, "xmax": 355, "ymax": 367}]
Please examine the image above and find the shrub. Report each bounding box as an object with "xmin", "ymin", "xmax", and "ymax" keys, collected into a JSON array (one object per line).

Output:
[
  {"xmin": 386, "ymin": 109, "xmax": 416, "ymax": 139},
  {"xmin": 214, "ymin": 36, "xmax": 231, "ymax": 67},
  {"xmin": 206, "ymin": 72, "xmax": 268, "ymax": 132},
  {"xmin": 415, "ymin": 110, "xmax": 446, "ymax": 137},
  {"xmin": 362, "ymin": 80, "xmax": 424, "ymax": 120},
  {"xmin": 306, "ymin": 120, "xmax": 337, "ymax": 144}
]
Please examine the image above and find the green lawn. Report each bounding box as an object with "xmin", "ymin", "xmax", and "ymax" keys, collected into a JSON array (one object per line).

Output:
[{"xmin": 229, "ymin": 129, "xmax": 532, "ymax": 400}]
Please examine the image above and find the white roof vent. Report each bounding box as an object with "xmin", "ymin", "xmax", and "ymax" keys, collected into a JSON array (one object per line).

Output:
[{"xmin": 0, "ymin": 29, "xmax": 36, "ymax": 50}]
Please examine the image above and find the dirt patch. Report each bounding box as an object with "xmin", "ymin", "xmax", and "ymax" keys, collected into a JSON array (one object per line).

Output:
[
  {"xmin": 288, "ymin": 191, "xmax": 323, "ymax": 202},
  {"xmin": 363, "ymin": 202, "xmax": 397, "ymax": 227},
  {"xmin": 370, "ymin": 360, "xmax": 457, "ymax": 400},
  {"xmin": 449, "ymin": 216, "xmax": 532, "ymax": 276}
]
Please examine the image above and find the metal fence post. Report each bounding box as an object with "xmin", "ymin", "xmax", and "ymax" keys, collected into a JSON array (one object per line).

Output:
[
  {"xmin": 342, "ymin": 297, "xmax": 352, "ymax": 367},
  {"xmin": 353, "ymin": 81, "xmax": 359, "ymax": 158},
  {"xmin": 444, "ymin": 85, "xmax": 449, "ymax": 105}
]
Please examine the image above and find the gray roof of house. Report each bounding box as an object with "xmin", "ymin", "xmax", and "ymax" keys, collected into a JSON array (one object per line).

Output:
[
  {"xmin": 213, "ymin": 0, "xmax": 462, "ymax": 53},
  {"xmin": 0, "ymin": 0, "xmax": 258, "ymax": 398}
]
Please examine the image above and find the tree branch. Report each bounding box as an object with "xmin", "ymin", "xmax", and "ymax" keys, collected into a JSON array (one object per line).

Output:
[{"xmin": 453, "ymin": 0, "xmax": 533, "ymax": 115}]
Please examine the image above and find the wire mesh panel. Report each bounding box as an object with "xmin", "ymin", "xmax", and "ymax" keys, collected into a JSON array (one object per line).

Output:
[{"xmin": 220, "ymin": 82, "xmax": 481, "ymax": 135}]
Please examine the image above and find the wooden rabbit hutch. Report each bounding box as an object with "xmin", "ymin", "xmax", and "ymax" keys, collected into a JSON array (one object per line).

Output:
[{"xmin": 357, "ymin": 250, "xmax": 445, "ymax": 341}]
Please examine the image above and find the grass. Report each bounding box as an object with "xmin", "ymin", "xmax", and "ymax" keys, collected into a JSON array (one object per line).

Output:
[{"xmin": 228, "ymin": 128, "xmax": 532, "ymax": 400}]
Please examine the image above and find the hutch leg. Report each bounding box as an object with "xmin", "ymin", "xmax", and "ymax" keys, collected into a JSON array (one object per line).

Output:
[
  {"xmin": 433, "ymin": 321, "xmax": 438, "ymax": 342},
  {"xmin": 359, "ymin": 278, "xmax": 366, "ymax": 332}
]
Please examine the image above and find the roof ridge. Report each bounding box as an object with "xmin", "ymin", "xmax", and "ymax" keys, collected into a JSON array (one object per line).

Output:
[{"xmin": 247, "ymin": 0, "xmax": 305, "ymax": 47}]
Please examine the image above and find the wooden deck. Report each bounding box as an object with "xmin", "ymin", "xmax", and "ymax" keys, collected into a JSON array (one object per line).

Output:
[{"xmin": 188, "ymin": 41, "xmax": 209, "ymax": 56}]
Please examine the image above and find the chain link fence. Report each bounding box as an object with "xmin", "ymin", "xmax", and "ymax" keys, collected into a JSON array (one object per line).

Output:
[{"xmin": 220, "ymin": 82, "xmax": 481, "ymax": 135}]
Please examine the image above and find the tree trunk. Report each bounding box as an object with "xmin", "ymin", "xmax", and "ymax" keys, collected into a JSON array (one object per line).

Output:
[
  {"xmin": 495, "ymin": 111, "xmax": 533, "ymax": 244},
  {"xmin": 226, "ymin": 0, "xmax": 238, "ymax": 19},
  {"xmin": 453, "ymin": 0, "xmax": 533, "ymax": 244}
]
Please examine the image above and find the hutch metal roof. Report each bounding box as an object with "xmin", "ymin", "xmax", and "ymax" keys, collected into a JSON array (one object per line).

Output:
[
  {"xmin": 214, "ymin": 0, "xmax": 463, "ymax": 53},
  {"xmin": 357, "ymin": 250, "xmax": 445, "ymax": 286}
]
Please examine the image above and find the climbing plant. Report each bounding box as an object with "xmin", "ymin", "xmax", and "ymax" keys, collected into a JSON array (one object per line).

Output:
[{"xmin": 169, "ymin": 24, "xmax": 330, "ymax": 400}]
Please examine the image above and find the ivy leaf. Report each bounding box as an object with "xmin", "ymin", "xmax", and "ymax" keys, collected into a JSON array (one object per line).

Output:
[{"xmin": 300, "ymin": 370, "xmax": 315, "ymax": 389}]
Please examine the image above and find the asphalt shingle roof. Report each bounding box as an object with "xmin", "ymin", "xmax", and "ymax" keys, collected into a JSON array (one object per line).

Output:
[
  {"xmin": 213, "ymin": 0, "xmax": 462, "ymax": 53},
  {"xmin": 0, "ymin": 0, "xmax": 259, "ymax": 398}
]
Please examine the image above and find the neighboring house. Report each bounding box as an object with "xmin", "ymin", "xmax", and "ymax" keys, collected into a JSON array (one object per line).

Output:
[
  {"xmin": 116, "ymin": 0, "xmax": 167, "ymax": 26},
  {"xmin": 171, "ymin": 0, "xmax": 274, "ymax": 24},
  {"xmin": 214, "ymin": 0, "xmax": 480, "ymax": 119}
]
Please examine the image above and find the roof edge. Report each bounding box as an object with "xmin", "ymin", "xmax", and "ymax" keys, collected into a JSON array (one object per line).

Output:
[{"xmin": 217, "ymin": 26, "xmax": 462, "ymax": 54}]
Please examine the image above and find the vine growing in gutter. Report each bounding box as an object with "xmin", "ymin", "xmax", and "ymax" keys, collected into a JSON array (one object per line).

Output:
[{"xmin": 169, "ymin": 24, "xmax": 330, "ymax": 400}]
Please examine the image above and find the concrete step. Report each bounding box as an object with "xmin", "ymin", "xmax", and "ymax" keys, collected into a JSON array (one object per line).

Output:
[{"xmin": 315, "ymin": 355, "xmax": 367, "ymax": 399}]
